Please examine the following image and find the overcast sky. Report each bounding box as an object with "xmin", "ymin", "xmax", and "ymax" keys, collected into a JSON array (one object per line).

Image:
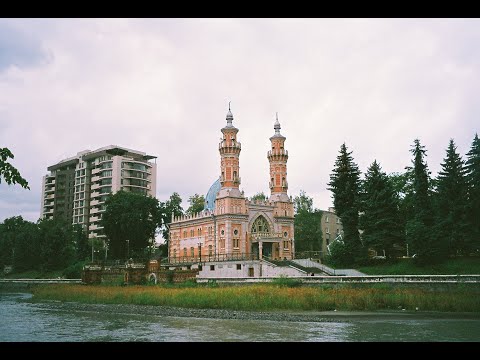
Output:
[{"xmin": 1, "ymin": 18, "xmax": 479, "ymax": 224}]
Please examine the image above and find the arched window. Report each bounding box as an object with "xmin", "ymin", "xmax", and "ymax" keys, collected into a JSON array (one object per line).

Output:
[
  {"xmin": 191, "ymin": 247, "xmax": 194, "ymax": 258},
  {"xmin": 183, "ymin": 248, "xmax": 187, "ymax": 257},
  {"xmin": 208, "ymin": 245, "xmax": 213, "ymax": 256},
  {"xmin": 251, "ymin": 215, "xmax": 270, "ymax": 234}
]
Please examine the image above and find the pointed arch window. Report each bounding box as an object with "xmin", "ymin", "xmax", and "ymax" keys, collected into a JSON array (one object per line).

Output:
[{"xmin": 251, "ymin": 215, "xmax": 270, "ymax": 234}]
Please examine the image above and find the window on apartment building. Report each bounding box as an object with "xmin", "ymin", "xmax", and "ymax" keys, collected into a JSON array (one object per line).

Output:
[
  {"xmin": 325, "ymin": 227, "xmax": 330, "ymax": 234},
  {"xmin": 81, "ymin": 185, "xmax": 85, "ymax": 191},
  {"xmin": 336, "ymin": 218, "xmax": 340, "ymax": 224},
  {"xmin": 101, "ymin": 178, "xmax": 112, "ymax": 185},
  {"xmin": 325, "ymin": 216, "xmax": 329, "ymax": 223}
]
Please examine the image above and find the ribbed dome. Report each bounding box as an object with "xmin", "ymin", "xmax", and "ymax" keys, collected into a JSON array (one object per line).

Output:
[{"xmin": 204, "ymin": 177, "xmax": 221, "ymax": 211}]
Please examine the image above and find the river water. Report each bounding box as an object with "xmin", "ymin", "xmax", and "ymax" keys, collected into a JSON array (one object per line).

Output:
[{"xmin": 1, "ymin": 293, "xmax": 479, "ymax": 342}]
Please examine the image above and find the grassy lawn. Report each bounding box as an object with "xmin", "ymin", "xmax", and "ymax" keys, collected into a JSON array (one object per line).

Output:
[{"xmin": 358, "ymin": 257, "xmax": 480, "ymax": 275}]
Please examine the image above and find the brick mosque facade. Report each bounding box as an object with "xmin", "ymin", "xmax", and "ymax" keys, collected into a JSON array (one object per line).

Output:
[{"xmin": 168, "ymin": 107, "xmax": 295, "ymax": 264}]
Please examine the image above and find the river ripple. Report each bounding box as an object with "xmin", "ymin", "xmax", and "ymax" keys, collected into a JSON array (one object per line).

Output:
[{"xmin": 1, "ymin": 293, "xmax": 479, "ymax": 342}]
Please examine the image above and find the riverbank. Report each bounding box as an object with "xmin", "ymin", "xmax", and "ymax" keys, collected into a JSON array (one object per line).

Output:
[
  {"xmin": 30, "ymin": 283, "xmax": 480, "ymax": 313},
  {"xmin": 28, "ymin": 299, "xmax": 480, "ymax": 324}
]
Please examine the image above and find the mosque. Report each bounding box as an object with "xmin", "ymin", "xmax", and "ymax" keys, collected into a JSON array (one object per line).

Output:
[{"xmin": 167, "ymin": 106, "xmax": 295, "ymax": 268}]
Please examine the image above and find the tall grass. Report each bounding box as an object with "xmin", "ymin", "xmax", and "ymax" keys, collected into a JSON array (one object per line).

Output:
[{"xmin": 31, "ymin": 283, "xmax": 480, "ymax": 312}]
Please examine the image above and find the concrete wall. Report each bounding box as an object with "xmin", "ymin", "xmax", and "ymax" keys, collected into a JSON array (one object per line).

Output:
[
  {"xmin": 198, "ymin": 260, "xmax": 306, "ymax": 278},
  {"xmin": 197, "ymin": 274, "xmax": 480, "ymax": 284}
]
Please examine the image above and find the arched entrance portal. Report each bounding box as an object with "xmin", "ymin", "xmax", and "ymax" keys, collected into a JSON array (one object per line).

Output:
[{"xmin": 251, "ymin": 215, "xmax": 273, "ymax": 259}]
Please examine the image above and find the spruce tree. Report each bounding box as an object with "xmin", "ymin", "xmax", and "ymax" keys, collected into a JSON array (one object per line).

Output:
[
  {"xmin": 328, "ymin": 143, "xmax": 364, "ymax": 265},
  {"xmin": 435, "ymin": 139, "xmax": 468, "ymax": 256},
  {"xmin": 465, "ymin": 133, "xmax": 480, "ymax": 253},
  {"xmin": 406, "ymin": 139, "xmax": 437, "ymax": 264},
  {"xmin": 359, "ymin": 160, "xmax": 402, "ymax": 260}
]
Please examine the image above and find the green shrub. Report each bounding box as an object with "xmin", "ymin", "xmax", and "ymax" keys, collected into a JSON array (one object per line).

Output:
[{"xmin": 62, "ymin": 261, "xmax": 87, "ymax": 279}]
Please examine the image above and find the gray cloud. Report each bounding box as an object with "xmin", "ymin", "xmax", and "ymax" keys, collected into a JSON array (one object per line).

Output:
[
  {"xmin": 0, "ymin": 19, "xmax": 479, "ymax": 222},
  {"xmin": 0, "ymin": 21, "xmax": 51, "ymax": 72}
]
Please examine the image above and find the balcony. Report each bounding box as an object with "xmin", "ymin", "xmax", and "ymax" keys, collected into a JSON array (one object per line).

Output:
[
  {"xmin": 267, "ymin": 149, "xmax": 288, "ymax": 157},
  {"xmin": 45, "ymin": 187, "xmax": 55, "ymax": 193},
  {"xmin": 90, "ymin": 199, "xmax": 99, "ymax": 206},
  {"xmin": 46, "ymin": 194, "xmax": 54, "ymax": 200},
  {"xmin": 91, "ymin": 183, "xmax": 100, "ymax": 190},
  {"xmin": 91, "ymin": 176, "xmax": 100, "ymax": 183},
  {"xmin": 91, "ymin": 167, "xmax": 101, "ymax": 175},
  {"xmin": 91, "ymin": 192, "xmax": 100, "ymax": 198}
]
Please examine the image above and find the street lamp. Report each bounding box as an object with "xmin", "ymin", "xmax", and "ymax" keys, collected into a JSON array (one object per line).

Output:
[
  {"xmin": 126, "ymin": 239, "xmax": 130, "ymax": 260},
  {"xmin": 198, "ymin": 242, "xmax": 202, "ymax": 263}
]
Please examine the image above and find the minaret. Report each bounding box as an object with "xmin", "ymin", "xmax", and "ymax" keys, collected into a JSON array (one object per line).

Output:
[
  {"xmin": 268, "ymin": 113, "xmax": 289, "ymax": 202},
  {"xmin": 219, "ymin": 102, "xmax": 241, "ymax": 191}
]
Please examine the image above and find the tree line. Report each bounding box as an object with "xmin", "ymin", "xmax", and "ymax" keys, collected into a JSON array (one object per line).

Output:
[
  {"xmin": 0, "ymin": 186, "xmax": 205, "ymax": 275},
  {"xmin": 327, "ymin": 134, "xmax": 480, "ymax": 266}
]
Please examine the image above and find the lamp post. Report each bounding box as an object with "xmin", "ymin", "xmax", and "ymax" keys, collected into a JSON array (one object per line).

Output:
[
  {"xmin": 126, "ymin": 239, "xmax": 130, "ymax": 260},
  {"xmin": 198, "ymin": 242, "xmax": 202, "ymax": 263}
]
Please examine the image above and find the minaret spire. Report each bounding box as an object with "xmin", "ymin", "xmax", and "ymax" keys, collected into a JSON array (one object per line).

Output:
[
  {"xmin": 274, "ymin": 112, "xmax": 281, "ymax": 135},
  {"xmin": 219, "ymin": 104, "xmax": 241, "ymax": 190},
  {"xmin": 226, "ymin": 102, "xmax": 234, "ymax": 127},
  {"xmin": 268, "ymin": 113, "xmax": 288, "ymax": 201}
]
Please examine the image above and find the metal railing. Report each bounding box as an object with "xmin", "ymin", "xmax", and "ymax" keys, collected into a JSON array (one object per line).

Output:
[{"xmin": 167, "ymin": 253, "xmax": 259, "ymax": 264}]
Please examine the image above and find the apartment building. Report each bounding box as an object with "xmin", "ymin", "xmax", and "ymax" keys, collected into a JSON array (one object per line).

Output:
[{"xmin": 40, "ymin": 145, "xmax": 157, "ymax": 239}]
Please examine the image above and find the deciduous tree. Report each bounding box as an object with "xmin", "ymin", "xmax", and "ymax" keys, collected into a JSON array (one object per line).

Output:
[
  {"xmin": 101, "ymin": 191, "xmax": 162, "ymax": 259},
  {"xmin": 0, "ymin": 147, "xmax": 29, "ymax": 189}
]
